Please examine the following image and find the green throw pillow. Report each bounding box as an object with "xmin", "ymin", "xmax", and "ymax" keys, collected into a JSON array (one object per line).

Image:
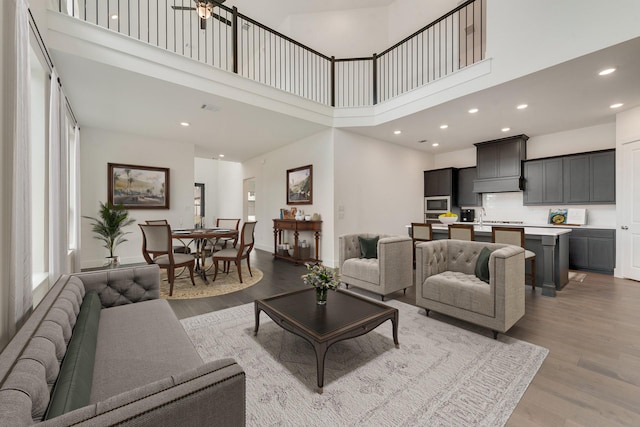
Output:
[
  {"xmin": 45, "ymin": 290, "xmax": 101, "ymax": 419},
  {"xmin": 475, "ymin": 247, "xmax": 493, "ymax": 284},
  {"xmin": 359, "ymin": 236, "xmax": 379, "ymax": 259}
]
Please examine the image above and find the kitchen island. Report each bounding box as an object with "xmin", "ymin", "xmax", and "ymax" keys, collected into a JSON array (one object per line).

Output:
[{"xmin": 430, "ymin": 224, "xmax": 572, "ymax": 297}]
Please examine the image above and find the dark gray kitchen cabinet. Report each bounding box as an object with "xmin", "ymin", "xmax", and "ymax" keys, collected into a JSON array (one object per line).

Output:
[
  {"xmin": 457, "ymin": 167, "xmax": 481, "ymax": 206},
  {"xmin": 563, "ymin": 154, "xmax": 590, "ymax": 203},
  {"xmin": 523, "ymin": 161, "xmax": 543, "ymax": 204},
  {"xmin": 524, "ymin": 149, "xmax": 615, "ymax": 205},
  {"xmin": 590, "ymin": 150, "xmax": 616, "ymax": 203},
  {"xmin": 424, "ymin": 168, "xmax": 457, "ymax": 198},
  {"xmin": 473, "ymin": 135, "xmax": 528, "ymax": 193},
  {"xmin": 523, "ymin": 158, "xmax": 563, "ymax": 205},
  {"xmin": 568, "ymin": 228, "xmax": 615, "ymax": 274}
]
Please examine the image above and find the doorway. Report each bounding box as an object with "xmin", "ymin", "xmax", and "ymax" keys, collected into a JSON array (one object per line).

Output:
[
  {"xmin": 243, "ymin": 178, "xmax": 256, "ymax": 222},
  {"xmin": 622, "ymin": 141, "xmax": 640, "ymax": 280}
]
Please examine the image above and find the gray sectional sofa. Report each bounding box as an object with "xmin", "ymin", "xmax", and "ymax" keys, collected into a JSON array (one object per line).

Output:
[
  {"xmin": 0, "ymin": 265, "xmax": 245, "ymax": 426},
  {"xmin": 415, "ymin": 240, "xmax": 525, "ymax": 338}
]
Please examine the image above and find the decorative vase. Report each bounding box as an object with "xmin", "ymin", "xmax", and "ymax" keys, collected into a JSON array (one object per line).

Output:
[
  {"xmin": 105, "ymin": 256, "xmax": 120, "ymax": 269},
  {"xmin": 315, "ymin": 287, "xmax": 328, "ymax": 305}
]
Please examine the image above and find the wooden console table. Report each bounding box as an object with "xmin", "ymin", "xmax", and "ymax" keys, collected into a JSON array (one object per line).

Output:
[{"xmin": 273, "ymin": 219, "xmax": 322, "ymax": 264}]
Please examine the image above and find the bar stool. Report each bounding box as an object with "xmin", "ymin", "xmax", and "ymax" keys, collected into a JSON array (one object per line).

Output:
[
  {"xmin": 448, "ymin": 224, "xmax": 475, "ymax": 241},
  {"xmin": 491, "ymin": 227, "xmax": 536, "ymax": 290},
  {"xmin": 411, "ymin": 223, "xmax": 432, "ymax": 267}
]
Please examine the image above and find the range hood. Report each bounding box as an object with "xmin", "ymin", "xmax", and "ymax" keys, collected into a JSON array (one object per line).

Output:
[{"xmin": 472, "ymin": 134, "xmax": 528, "ymax": 193}]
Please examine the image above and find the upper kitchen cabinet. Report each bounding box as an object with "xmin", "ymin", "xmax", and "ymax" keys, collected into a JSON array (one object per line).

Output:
[
  {"xmin": 473, "ymin": 135, "xmax": 528, "ymax": 193},
  {"xmin": 524, "ymin": 157, "xmax": 563, "ymax": 205},
  {"xmin": 524, "ymin": 149, "xmax": 615, "ymax": 205},
  {"xmin": 590, "ymin": 150, "xmax": 616, "ymax": 203},
  {"xmin": 424, "ymin": 168, "xmax": 457, "ymax": 198},
  {"xmin": 457, "ymin": 167, "xmax": 481, "ymax": 207}
]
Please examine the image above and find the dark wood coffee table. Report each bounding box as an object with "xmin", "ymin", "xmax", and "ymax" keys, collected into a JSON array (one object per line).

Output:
[{"xmin": 254, "ymin": 288, "xmax": 399, "ymax": 393}]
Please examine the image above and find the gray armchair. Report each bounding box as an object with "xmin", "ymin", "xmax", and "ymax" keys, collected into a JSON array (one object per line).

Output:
[
  {"xmin": 338, "ymin": 233, "xmax": 413, "ymax": 300},
  {"xmin": 415, "ymin": 239, "xmax": 525, "ymax": 338}
]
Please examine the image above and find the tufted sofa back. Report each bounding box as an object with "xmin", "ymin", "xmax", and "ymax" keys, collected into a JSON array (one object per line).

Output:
[
  {"xmin": 417, "ymin": 239, "xmax": 517, "ymax": 277},
  {"xmin": 0, "ymin": 265, "xmax": 160, "ymax": 426}
]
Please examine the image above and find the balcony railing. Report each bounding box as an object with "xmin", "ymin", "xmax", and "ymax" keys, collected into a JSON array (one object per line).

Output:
[{"xmin": 59, "ymin": 0, "xmax": 485, "ymax": 108}]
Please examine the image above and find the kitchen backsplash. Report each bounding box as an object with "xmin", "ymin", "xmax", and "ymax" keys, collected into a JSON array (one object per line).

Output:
[{"xmin": 462, "ymin": 192, "xmax": 616, "ymax": 227}]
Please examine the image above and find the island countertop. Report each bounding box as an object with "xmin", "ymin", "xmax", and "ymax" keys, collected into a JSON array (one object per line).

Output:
[{"xmin": 430, "ymin": 224, "xmax": 573, "ymax": 236}]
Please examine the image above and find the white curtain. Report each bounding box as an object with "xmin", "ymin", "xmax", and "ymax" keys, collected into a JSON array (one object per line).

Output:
[
  {"xmin": 48, "ymin": 69, "xmax": 69, "ymax": 281},
  {"xmin": 8, "ymin": 0, "xmax": 33, "ymax": 335},
  {"xmin": 72, "ymin": 125, "xmax": 81, "ymax": 272}
]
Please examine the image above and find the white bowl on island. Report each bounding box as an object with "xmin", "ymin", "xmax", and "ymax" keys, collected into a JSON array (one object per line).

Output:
[{"xmin": 438, "ymin": 214, "xmax": 458, "ymax": 224}]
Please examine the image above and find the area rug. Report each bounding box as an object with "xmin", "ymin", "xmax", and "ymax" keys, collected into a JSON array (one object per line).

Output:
[
  {"xmin": 159, "ymin": 265, "xmax": 262, "ymax": 299},
  {"xmin": 568, "ymin": 271, "xmax": 587, "ymax": 283},
  {"xmin": 181, "ymin": 298, "xmax": 548, "ymax": 426}
]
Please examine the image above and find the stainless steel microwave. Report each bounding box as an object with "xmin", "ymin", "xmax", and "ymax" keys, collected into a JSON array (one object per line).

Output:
[{"xmin": 425, "ymin": 196, "xmax": 451, "ymax": 213}]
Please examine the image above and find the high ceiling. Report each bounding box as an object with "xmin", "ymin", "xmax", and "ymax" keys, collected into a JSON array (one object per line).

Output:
[{"xmin": 49, "ymin": 2, "xmax": 640, "ymax": 163}]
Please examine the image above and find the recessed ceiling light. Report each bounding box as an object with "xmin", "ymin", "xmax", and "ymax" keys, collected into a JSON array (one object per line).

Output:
[
  {"xmin": 219, "ymin": 154, "xmax": 225, "ymax": 158},
  {"xmin": 599, "ymin": 68, "xmax": 616, "ymax": 76},
  {"xmin": 432, "ymin": 143, "xmax": 439, "ymax": 147},
  {"xmin": 440, "ymin": 124, "xmax": 448, "ymax": 129},
  {"xmin": 516, "ymin": 104, "xmax": 528, "ymax": 110},
  {"xmin": 393, "ymin": 130, "xmax": 402, "ymax": 135},
  {"xmin": 180, "ymin": 122, "xmax": 190, "ymax": 127},
  {"xmin": 468, "ymin": 108, "xmax": 479, "ymax": 114},
  {"xmin": 501, "ymin": 127, "xmax": 510, "ymax": 132},
  {"xmin": 111, "ymin": 14, "xmax": 118, "ymax": 20},
  {"xmin": 610, "ymin": 103, "xmax": 624, "ymax": 109}
]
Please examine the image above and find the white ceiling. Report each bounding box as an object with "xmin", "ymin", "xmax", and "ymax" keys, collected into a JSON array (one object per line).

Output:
[{"xmin": 50, "ymin": 4, "xmax": 640, "ymax": 163}]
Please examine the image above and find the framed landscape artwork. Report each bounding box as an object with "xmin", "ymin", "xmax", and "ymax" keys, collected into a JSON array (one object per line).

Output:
[
  {"xmin": 286, "ymin": 164, "xmax": 312, "ymax": 205},
  {"xmin": 108, "ymin": 163, "xmax": 170, "ymax": 209}
]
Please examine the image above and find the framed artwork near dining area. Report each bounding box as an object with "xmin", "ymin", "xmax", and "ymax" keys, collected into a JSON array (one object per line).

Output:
[
  {"xmin": 108, "ymin": 163, "xmax": 170, "ymax": 209},
  {"xmin": 286, "ymin": 164, "xmax": 312, "ymax": 205}
]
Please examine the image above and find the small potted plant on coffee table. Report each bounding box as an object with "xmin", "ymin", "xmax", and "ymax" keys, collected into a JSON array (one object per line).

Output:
[{"xmin": 302, "ymin": 263, "xmax": 340, "ymax": 305}]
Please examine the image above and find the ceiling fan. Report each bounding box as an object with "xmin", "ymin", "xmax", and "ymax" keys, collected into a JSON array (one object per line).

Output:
[{"xmin": 171, "ymin": 0, "xmax": 231, "ymax": 30}]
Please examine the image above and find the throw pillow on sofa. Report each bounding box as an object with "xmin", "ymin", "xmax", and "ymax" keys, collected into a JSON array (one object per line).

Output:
[
  {"xmin": 474, "ymin": 247, "xmax": 493, "ymax": 283},
  {"xmin": 359, "ymin": 236, "xmax": 379, "ymax": 259}
]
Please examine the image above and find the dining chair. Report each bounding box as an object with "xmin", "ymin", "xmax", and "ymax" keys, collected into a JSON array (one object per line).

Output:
[
  {"xmin": 491, "ymin": 226, "xmax": 536, "ymax": 290},
  {"xmin": 145, "ymin": 219, "xmax": 191, "ymax": 254},
  {"xmin": 139, "ymin": 223, "xmax": 196, "ymax": 296},
  {"xmin": 448, "ymin": 223, "xmax": 475, "ymax": 241},
  {"xmin": 212, "ymin": 221, "xmax": 257, "ymax": 283},
  {"xmin": 411, "ymin": 223, "xmax": 432, "ymax": 267},
  {"xmin": 216, "ymin": 218, "xmax": 241, "ymax": 248}
]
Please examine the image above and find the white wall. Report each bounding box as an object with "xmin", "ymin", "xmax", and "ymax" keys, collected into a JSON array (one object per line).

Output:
[
  {"xmin": 80, "ymin": 127, "xmax": 195, "ymax": 268},
  {"xmin": 243, "ymin": 130, "xmax": 335, "ymax": 263},
  {"xmin": 281, "ymin": 7, "xmax": 389, "ymax": 58},
  {"xmin": 195, "ymin": 157, "xmax": 244, "ymax": 226},
  {"xmin": 387, "ymin": 0, "xmax": 459, "ymax": 44},
  {"xmin": 487, "ymin": 0, "xmax": 640, "ymax": 83},
  {"xmin": 527, "ymin": 123, "xmax": 616, "ymax": 159},
  {"xmin": 333, "ymin": 129, "xmax": 432, "ymax": 262}
]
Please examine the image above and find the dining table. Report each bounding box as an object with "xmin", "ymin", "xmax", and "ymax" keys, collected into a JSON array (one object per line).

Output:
[{"xmin": 171, "ymin": 228, "xmax": 239, "ymax": 282}]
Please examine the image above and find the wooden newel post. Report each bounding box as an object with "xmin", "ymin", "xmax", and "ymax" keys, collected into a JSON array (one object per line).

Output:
[{"xmin": 372, "ymin": 53, "xmax": 378, "ymax": 105}]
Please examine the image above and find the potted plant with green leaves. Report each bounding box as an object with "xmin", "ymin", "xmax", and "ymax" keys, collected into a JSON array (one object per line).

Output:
[{"xmin": 84, "ymin": 201, "xmax": 136, "ymax": 267}]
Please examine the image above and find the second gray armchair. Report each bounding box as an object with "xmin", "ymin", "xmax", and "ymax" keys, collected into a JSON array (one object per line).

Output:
[{"xmin": 338, "ymin": 233, "xmax": 413, "ymax": 301}]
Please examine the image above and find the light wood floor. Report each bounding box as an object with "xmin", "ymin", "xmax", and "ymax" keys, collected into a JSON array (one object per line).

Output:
[{"xmin": 168, "ymin": 249, "xmax": 640, "ymax": 427}]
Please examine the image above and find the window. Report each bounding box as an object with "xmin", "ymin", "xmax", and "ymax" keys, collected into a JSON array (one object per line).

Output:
[
  {"xmin": 194, "ymin": 183, "xmax": 205, "ymax": 226},
  {"xmin": 30, "ymin": 46, "xmax": 48, "ymax": 288},
  {"xmin": 67, "ymin": 119, "xmax": 78, "ymax": 250}
]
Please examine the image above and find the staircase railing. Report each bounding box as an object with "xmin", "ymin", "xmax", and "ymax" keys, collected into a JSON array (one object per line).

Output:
[{"xmin": 58, "ymin": 0, "xmax": 485, "ymax": 108}]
